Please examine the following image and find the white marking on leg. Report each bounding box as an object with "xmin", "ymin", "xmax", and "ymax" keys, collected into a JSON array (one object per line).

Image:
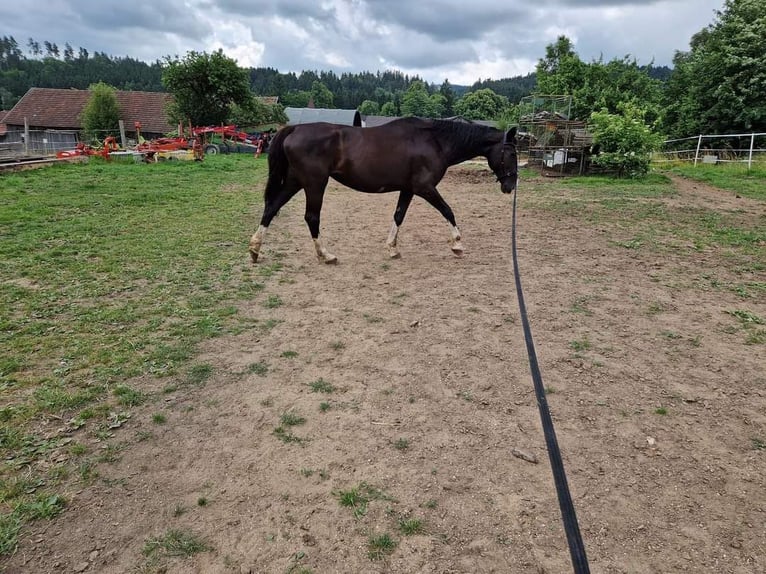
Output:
[
  {"xmin": 249, "ymin": 225, "xmax": 268, "ymax": 262},
  {"xmin": 313, "ymin": 238, "xmax": 338, "ymax": 264},
  {"xmin": 450, "ymin": 225, "xmax": 464, "ymax": 254},
  {"xmin": 386, "ymin": 222, "xmax": 401, "ymax": 258}
]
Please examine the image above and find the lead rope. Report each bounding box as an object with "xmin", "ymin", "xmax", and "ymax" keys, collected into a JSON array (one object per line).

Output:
[{"xmin": 511, "ymin": 185, "xmax": 591, "ymax": 574}]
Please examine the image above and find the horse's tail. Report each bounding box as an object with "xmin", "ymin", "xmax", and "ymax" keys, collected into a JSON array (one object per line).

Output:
[{"xmin": 264, "ymin": 125, "xmax": 296, "ymax": 203}]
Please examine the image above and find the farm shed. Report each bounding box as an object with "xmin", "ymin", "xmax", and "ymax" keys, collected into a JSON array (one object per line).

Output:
[
  {"xmin": 518, "ymin": 94, "xmax": 595, "ymax": 176},
  {"xmin": 285, "ymin": 107, "xmax": 362, "ymax": 127},
  {"xmin": 1, "ymin": 88, "xmax": 174, "ymax": 156}
]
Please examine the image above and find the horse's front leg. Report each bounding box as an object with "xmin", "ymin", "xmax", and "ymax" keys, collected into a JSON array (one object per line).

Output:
[
  {"xmin": 386, "ymin": 190, "xmax": 414, "ymax": 259},
  {"xmin": 418, "ymin": 186, "xmax": 464, "ymax": 256},
  {"xmin": 304, "ymin": 185, "xmax": 338, "ymax": 264},
  {"xmin": 249, "ymin": 225, "xmax": 267, "ymax": 263}
]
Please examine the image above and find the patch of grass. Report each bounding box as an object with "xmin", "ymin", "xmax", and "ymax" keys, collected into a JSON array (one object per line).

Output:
[
  {"xmin": 368, "ymin": 533, "xmax": 397, "ymax": 560},
  {"xmin": 752, "ymin": 438, "xmax": 765, "ymax": 451},
  {"xmin": 655, "ymin": 407, "xmax": 668, "ymax": 415},
  {"xmin": 363, "ymin": 314, "xmax": 383, "ymax": 323},
  {"xmin": 273, "ymin": 426, "xmax": 304, "ymax": 445},
  {"xmin": 152, "ymin": 413, "xmax": 167, "ymax": 425},
  {"xmin": 668, "ymin": 164, "xmax": 766, "ymax": 201},
  {"xmin": 319, "ymin": 402, "xmax": 331, "ymax": 412},
  {"xmin": 112, "ymin": 385, "xmax": 145, "ymax": 407},
  {"xmin": 335, "ymin": 482, "xmax": 394, "ymax": 519},
  {"xmin": 569, "ymin": 337, "xmax": 591, "ymax": 352},
  {"xmin": 330, "ymin": 341, "xmax": 346, "ymax": 351},
  {"xmin": 247, "ymin": 361, "xmax": 269, "ymax": 376},
  {"xmin": 308, "ymin": 378, "xmax": 335, "ymax": 393},
  {"xmin": 570, "ymin": 296, "xmax": 593, "ymax": 315},
  {"xmin": 263, "ymin": 294, "xmax": 283, "ymax": 309},
  {"xmin": 398, "ymin": 517, "xmax": 425, "ymax": 535},
  {"xmin": 142, "ymin": 528, "xmax": 211, "ymax": 558},
  {"xmin": 393, "ymin": 438, "xmax": 409, "ymax": 451},
  {"xmin": 187, "ymin": 363, "xmax": 213, "ymax": 386},
  {"xmin": 280, "ymin": 411, "xmax": 306, "ymax": 427},
  {"xmin": 197, "ymin": 497, "xmax": 208, "ymax": 507},
  {"xmin": 280, "ymin": 350, "xmax": 298, "ymax": 359},
  {"xmin": 423, "ymin": 499, "xmax": 438, "ymax": 509}
]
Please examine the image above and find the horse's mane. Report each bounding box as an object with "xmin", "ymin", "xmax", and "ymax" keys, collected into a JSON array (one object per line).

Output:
[{"xmin": 395, "ymin": 117, "xmax": 499, "ymax": 150}]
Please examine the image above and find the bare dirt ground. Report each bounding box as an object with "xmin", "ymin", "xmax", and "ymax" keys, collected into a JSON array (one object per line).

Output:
[{"xmin": 4, "ymin": 167, "xmax": 765, "ymax": 574}]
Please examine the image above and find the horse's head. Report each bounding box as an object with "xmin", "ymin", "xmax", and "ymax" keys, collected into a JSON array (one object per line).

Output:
[{"xmin": 488, "ymin": 127, "xmax": 518, "ymax": 194}]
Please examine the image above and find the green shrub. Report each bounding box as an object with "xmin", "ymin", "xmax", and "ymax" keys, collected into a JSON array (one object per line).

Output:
[{"xmin": 590, "ymin": 104, "xmax": 663, "ymax": 178}]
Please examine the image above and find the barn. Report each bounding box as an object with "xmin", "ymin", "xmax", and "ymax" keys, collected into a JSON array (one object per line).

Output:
[{"xmin": 0, "ymin": 88, "xmax": 174, "ymax": 157}]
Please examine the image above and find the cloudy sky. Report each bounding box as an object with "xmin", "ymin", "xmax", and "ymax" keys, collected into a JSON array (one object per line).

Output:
[{"xmin": 2, "ymin": 0, "xmax": 724, "ymax": 85}]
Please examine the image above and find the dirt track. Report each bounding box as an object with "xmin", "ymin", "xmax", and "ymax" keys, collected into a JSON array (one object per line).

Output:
[{"xmin": 5, "ymin": 167, "xmax": 765, "ymax": 574}]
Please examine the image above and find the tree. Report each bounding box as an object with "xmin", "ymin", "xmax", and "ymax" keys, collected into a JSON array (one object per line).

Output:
[
  {"xmin": 358, "ymin": 100, "xmax": 380, "ymax": 115},
  {"xmin": 535, "ymin": 36, "xmax": 587, "ymax": 98},
  {"xmin": 380, "ymin": 101, "xmax": 398, "ymax": 116},
  {"xmin": 162, "ymin": 49, "xmax": 252, "ymax": 126},
  {"xmin": 229, "ymin": 96, "xmax": 287, "ymax": 127},
  {"xmin": 400, "ymin": 81, "xmax": 443, "ymax": 117},
  {"xmin": 454, "ymin": 88, "xmax": 509, "ymax": 120},
  {"xmin": 439, "ymin": 80, "xmax": 456, "ymax": 117},
  {"xmin": 310, "ymin": 81, "xmax": 334, "ymax": 108},
  {"xmin": 661, "ymin": 0, "xmax": 766, "ymax": 136},
  {"xmin": 80, "ymin": 82, "xmax": 120, "ymax": 142}
]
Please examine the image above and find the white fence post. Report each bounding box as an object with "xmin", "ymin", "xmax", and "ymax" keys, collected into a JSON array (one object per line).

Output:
[
  {"xmin": 693, "ymin": 134, "xmax": 702, "ymax": 167},
  {"xmin": 748, "ymin": 133, "xmax": 755, "ymax": 170}
]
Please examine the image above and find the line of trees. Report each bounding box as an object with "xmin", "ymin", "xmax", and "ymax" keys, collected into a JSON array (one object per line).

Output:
[{"xmin": 2, "ymin": 0, "xmax": 763, "ymax": 144}]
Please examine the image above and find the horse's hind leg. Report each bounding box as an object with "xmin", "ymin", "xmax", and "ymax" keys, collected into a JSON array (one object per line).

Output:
[
  {"xmin": 417, "ymin": 186, "xmax": 464, "ymax": 255},
  {"xmin": 249, "ymin": 181, "xmax": 301, "ymax": 263},
  {"xmin": 304, "ymin": 182, "xmax": 337, "ymax": 264},
  {"xmin": 386, "ymin": 190, "xmax": 413, "ymax": 258}
]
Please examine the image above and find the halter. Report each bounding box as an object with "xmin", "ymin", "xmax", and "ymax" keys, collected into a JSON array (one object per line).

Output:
[{"xmin": 496, "ymin": 130, "xmax": 518, "ymax": 183}]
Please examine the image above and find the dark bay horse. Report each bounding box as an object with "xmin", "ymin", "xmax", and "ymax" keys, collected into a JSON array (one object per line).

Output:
[{"xmin": 249, "ymin": 117, "xmax": 518, "ymax": 263}]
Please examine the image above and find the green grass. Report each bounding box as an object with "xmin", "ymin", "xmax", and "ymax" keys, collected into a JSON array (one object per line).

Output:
[
  {"xmin": 667, "ymin": 164, "xmax": 766, "ymax": 201},
  {"xmin": 142, "ymin": 528, "xmax": 211, "ymax": 558},
  {"xmin": 368, "ymin": 533, "xmax": 397, "ymax": 560},
  {"xmin": 398, "ymin": 517, "xmax": 425, "ymax": 535},
  {"xmin": 0, "ymin": 156, "xmax": 273, "ymax": 554},
  {"xmin": 308, "ymin": 378, "xmax": 335, "ymax": 393}
]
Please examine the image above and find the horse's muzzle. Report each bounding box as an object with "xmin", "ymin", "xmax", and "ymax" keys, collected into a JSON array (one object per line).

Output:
[{"xmin": 500, "ymin": 176, "xmax": 517, "ymax": 194}]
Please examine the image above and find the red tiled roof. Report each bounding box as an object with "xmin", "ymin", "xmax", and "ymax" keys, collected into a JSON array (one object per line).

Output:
[{"xmin": 3, "ymin": 88, "xmax": 174, "ymax": 134}]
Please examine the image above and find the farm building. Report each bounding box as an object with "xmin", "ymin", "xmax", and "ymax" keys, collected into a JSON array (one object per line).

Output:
[
  {"xmin": 517, "ymin": 94, "xmax": 595, "ymax": 176},
  {"xmin": 285, "ymin": 107, "xmax": 362, "ymax": 127},
  {"xmin": 0, "ymin": 88, "xmax": 174, "ymax": 157}
]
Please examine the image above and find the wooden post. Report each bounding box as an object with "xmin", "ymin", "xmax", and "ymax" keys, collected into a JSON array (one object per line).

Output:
[
  {"xmin": 119, "ymin": 120, "xmax": 127, "ymax": 149},
  {"xmin": 24, "ymin": 117, "xmax": 29, "ymax": 156},
  {"xmin": 748, "ymin": 133, "xmax": 754, "ymax": 170}
]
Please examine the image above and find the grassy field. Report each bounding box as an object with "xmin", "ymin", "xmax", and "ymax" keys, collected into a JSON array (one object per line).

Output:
[
  {"xmin": 0, "ymin": 155, "xmax": 269, "ymax": 552},
  {"xmin": 0, "ymin": 157, "xmax": 763, "ymax": 557},
  {"xmin": 665, "ymin": 163, "xmax": 766, "ymax": 200}
]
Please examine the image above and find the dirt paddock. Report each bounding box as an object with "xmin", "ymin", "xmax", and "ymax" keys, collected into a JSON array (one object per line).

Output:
[{"xmin": 5, "ymin": 166, "xmax": 765, "ymax": 574}]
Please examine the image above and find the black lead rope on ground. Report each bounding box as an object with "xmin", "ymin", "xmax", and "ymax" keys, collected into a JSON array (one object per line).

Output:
[{"xmin": 511, "ymin": 187, "xmax": 591, "ymax": 574}]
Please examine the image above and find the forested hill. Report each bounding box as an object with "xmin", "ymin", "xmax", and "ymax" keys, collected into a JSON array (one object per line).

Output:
[{"xmin": 0, "ymin": 35, "xmax": 539, "ymax": 110}]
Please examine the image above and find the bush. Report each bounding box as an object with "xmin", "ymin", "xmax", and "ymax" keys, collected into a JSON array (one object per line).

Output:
[{"xmin": 589, "ymin": 104, "xmax": 663, "ymax": 178}]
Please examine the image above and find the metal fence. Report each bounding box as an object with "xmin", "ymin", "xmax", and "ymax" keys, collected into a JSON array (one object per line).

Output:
[
  {"xmin": 0, "ymin": 126, "xmax": 148, "ymax": 159},
  {"xmin": 654, "ymin": 132, "xmax": 766, "ymax": 169}
]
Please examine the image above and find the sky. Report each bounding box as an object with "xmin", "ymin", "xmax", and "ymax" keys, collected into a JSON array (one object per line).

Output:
[{"xmin": 1, "ymin": 0, "xmax": 726, "ymax": 86}]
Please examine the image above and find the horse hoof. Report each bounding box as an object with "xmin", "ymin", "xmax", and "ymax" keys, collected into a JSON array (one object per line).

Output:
[
  {"xmin": 249, "ymin": 250, "xmax": 259, "ymax": 263},
  {"xmin": 389, "ymin": 250, "xmax": 401, "ymax": 259},
  {"xmin": 451, "ymin": 247, "xmax": 464, "ymax": 257},
  {"xmin": 324, "ymin": 256, "xmax": 338, "ymax": 265}
]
